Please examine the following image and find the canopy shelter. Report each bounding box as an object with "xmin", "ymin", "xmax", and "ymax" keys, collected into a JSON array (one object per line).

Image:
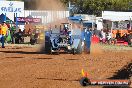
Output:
[
  {"xmin": 102, "ymin": 11, "xmax": 132, "ymax": 30},
  {"xmin": 69, "ymin": 16, "xmax": 82, "ymax": 20},
  {"xmin": 68, "ymin": 16, "xmax": 83, "ymax": 23},
  {"xmin": 0, "ymin": 13, "xmax": 13, "ymax": 24}
]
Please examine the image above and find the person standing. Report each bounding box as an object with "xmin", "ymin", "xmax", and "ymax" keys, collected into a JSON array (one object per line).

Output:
[
  {"xmin": 0, "ymin": 24, "xmax": 2, "ymax": 44},
  {"xmin": 101, "ymin": 29, "xmax": 106, "ymax": 43},
  {"xmin": 1, "ymin": 22, "xmax": 8, "ymax": 48},
  {"xmin": 84, "ymin": 28, "xmax": 92, "ymax": 54},
  {"xmin": 0, "ymin": 24, "xmax": 2, "ymax": 35},
  {"xmin": 17, "ymin": 29, "xmax": 23, "ymax": 44},
  {"xmin": 106, "ymin": 30, "xmax": 112, "ymax": 44}
]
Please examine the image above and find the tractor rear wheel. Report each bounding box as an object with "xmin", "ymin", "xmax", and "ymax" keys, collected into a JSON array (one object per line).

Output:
[
  {"xmin": 76, "ymin": 40, "xmax": 82, "ymax": 54},
  {"xmin": 45, "ymin": 36, "xmax": 52, "ymax": 54}
]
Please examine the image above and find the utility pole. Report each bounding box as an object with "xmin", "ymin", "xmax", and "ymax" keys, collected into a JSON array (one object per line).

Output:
[
  {"xmin": 69, "ymin": 0, "xmax": 75, "ymax": 16},
  {"xmin": 130, "ymin": 16, "xmax": 131, "ymax": 30},
  {"xmin": 68, "ymin": 0, "xmax": 71, "ymax": 15},
  {"xmin": 80, "ymin": 0, "xmax": 83, "ymax": 14},
  {"xmin": 69, "ymin": 0, "xmax": 71, "ymax": 10}
]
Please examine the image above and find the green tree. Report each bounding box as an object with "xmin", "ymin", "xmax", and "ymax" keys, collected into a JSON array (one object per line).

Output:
[{"xmin": 60, "ymin": 0, "xmax": 132, "ymax": 16}]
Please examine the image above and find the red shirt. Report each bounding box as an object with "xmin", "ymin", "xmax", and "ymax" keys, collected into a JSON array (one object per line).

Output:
[{"xmin": 92, "ymin": 35, "xmax": 100, "ymax": 44}]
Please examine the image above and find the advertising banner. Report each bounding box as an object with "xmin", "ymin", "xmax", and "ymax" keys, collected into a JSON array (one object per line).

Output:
[
  {"xmin": 15, "ymin": 17, "xmax": 42, "ymax": 23},
  {"xmin": 0, "ymin": 1, "xmax": 24, "ymax": 13}
]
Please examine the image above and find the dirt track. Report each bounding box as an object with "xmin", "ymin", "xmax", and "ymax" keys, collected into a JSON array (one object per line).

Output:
[{"xmin": 0, "ymin": 44, "xmax": 131, "ymax": 88}]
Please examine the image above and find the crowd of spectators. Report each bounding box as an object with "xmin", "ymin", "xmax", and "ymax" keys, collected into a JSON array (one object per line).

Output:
[
  {"xmin": 0, "ymin": 21, "xmax": 41, "ymax": 48},
  {"xmin": 83, "ymin": 26, "xmax": 112, "ymax": 44}
]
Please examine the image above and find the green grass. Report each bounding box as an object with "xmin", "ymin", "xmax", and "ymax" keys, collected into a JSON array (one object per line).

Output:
[{"xmin": 101, "ymin": 44, "xmax": 132, "ymax": 51}]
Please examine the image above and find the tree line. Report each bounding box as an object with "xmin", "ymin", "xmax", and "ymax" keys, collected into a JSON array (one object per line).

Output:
[{"xmin": 61, "ymin": 0, "xmax": 132, "ymax": 16}]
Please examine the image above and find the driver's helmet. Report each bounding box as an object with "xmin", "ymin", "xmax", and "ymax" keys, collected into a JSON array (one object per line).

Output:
[
  {"xmin": 64, "ymin": 24, "xmax": 68, "ymax": 29},
  {"xmin": 64, "ymin": 24, "xmax": 68, "ymax": 27}
]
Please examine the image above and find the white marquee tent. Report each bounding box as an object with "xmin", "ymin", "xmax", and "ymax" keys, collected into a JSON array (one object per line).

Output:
[{"xmin": 102, "ymin": 11, "xmax": 132, "ymax": 21}]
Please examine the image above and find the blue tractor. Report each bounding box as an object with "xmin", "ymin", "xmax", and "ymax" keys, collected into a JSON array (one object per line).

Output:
[{"xmin": 45, "ymin": 23, "xmax": 82, "ymax": 54}]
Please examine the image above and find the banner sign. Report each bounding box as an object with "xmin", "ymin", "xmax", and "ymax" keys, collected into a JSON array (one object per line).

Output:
[
  {"xmin": 15, "ymin": 17, "xmax": 42, "ymax": 23},
  {"xmin": 0, "ymin": 1, "xmax": 24, "ymax": 13}
]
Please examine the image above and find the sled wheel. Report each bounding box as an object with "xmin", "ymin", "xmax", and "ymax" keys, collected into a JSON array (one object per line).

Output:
[{"xmin": 80, "ymin": 77, "xmax": 91, "ymax": 86}]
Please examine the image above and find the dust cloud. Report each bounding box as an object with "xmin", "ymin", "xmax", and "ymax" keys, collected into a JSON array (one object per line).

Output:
[
  {"xmin": 35, "ymin": 0, "xmax": 69, "ymax": 26},
  {"xmin": 34, "ymin": 0, "xmax": 67, "ymax": 53},
  {"xmin": 35, "ymin": 0, "xmax": 66, "ymax": 10},
  {"xmin": 91, "ymin": 43, "xmax": 104, "ymax": 55}
]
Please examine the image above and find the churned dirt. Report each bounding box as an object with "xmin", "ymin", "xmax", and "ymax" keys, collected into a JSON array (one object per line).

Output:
[{"xmin": 0, "ymin": 44, "xmax": 131, "ymax": 88}]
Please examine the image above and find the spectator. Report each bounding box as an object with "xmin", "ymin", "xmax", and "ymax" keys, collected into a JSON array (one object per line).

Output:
[
  {"xmin": 34, "ymin": 29, "xmax": 39, "ymax": 44},
  {"xmin": 93, "ymin": 25, "xmax": 101, "ymax": 38},
  {"xmin": 99, "ymin": 29, "xmax": 103, "ymax": 42},
  {"xmin": 101, "ymin": 29, "xmax": 106, "ymax": 43},
  {"xmin": 10, "ymin": 25, "xmax": 16, "ymax": 44},
  {"xmin": 17, "ymin": 29, "xmax": 23, "ymax": 43},
  {"xmin": 30, "ymin": 29, "xmax": 37, "ymax": 45},
  {"xmin": 0, "ymin": 24, "xmax": 1, "ymax": 34},
  {"xmin": 0, "ymin": 22, "xmax": 8, "ymax": 48},
  {"xmin": 122, "ymin": 33, "xmax": 128, "ymax": 42},
  {"xmin": 106, "ymin": 30, "xmax": 112, "ymax": 44},
  {"xmin": 14, "ymin": 29, "xmax": 23, "ymax": 44},
  {"xmin": 92, "ymin": 33, "xmax": 100, "ymax": 44},
  {"xmin": 0, "ymin": 24, "xmax": 2, "ymax": 44}
]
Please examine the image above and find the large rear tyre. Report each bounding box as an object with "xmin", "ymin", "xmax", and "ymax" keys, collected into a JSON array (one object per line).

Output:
[
  {"xmin": 76, "ymin": 40, "xmax": 82, "ymax": 54},
  {"xmin": 45, "ymin": 36, "xmax": 52, "ymax": 54}
]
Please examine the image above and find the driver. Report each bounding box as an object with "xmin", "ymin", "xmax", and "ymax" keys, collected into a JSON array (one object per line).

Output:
[{"xmin": 63, "ymin": 24, "xmax": 69, "ymax": 35}]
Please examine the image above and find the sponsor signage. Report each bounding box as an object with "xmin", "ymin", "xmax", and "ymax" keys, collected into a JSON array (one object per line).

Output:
[
  {"xmin": 0, "ymin": 1, "xmax": 24, "ymax": 13},
  {"xmin": 15, "ymin": 17, "xmax": 42, "ymax": 23}
]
